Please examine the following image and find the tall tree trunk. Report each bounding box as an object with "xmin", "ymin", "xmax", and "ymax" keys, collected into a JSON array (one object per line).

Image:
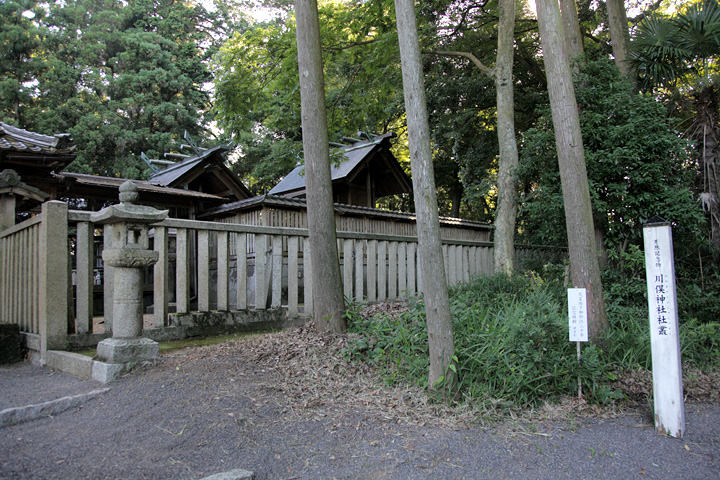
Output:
[
  {"xmin": 494, "ymin": 0, "xmax": 520, "ymax": 275},
  {"xmin": 535, "ymin": 0, "xmax": 609, "ymax": 340},
  {"xmin": 394, "ymin": 0, "xmax": 456, "ymax": 393},
  {"xmin": 559, "ymin": 0, "xmax": 584, "ymax": 62},
  {"xmin": 450, "ymin": 181, "xmax": 462, "ymax": 218},
  {"xmin": 294, "ymin": 0, "xmax": 346, "ymax": 333},
  {"xmin": 606, "ymin": 0, "xmax": 633, "ymax": 81},
  {"xmin": 697, "ymin": 86, "xmax": 720, "ymax": 252}
]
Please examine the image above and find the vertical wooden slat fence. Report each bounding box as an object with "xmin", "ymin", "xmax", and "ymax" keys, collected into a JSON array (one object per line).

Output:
[
  {"xmin": 1, "ymin": 216, "xmax": 42, "ymax": 333},
  {"xmin": 1, "ymin": 200, "xmax": 568, "ymax": 359}
]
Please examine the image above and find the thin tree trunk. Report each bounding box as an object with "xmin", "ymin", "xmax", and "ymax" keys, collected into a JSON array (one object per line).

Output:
[
  {"xmin": 294, "ymin": 0, "xmax": 346, "ymax": 333},
  {"xmin": 703, "ymin": 124, "xmax": 720, "ymax": 250},
  {"xmin": 494, "ymin": 0, "xmax": 520, "ymax": 275},
  {"xmin": 559, "ymin": 0, "xmax": 584, "ymax": 62},
  {"xmin": 535, "ymin": 0, "xmax": 609, "ymax": 340},
  {"xmin": 394, "ymin": 0, "xmax": 456, "ymax": 392},
  {"xmin": 606, "ymin": 0, "xmax": 634, "ymax": 81}
]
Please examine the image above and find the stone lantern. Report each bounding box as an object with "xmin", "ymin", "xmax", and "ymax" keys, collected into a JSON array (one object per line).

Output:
[{"xmin": 91, "ymin": 181, "xmax": 168, "ymax": 364}]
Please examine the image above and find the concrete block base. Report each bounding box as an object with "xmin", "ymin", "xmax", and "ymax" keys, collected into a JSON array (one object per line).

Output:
[
  {"xmin": 43, "ymin": 350, "xmax": 133, "ymax": 383},
  {"xmin": 46, "ymin": 350, "xmax": 93, "ymax": 379},
  {"xmin": 96, "ymin": 337, "xmax": 159, "ymax": 364},
  {"xmin": 92, "ymin": 361, "xmax": 130, "ymax": 383}
]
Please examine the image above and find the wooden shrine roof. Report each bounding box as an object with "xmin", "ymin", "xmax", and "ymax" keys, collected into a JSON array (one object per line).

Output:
[{"xmin": 268, "ymin": 133, "xmax": 411, "ymax": 200}]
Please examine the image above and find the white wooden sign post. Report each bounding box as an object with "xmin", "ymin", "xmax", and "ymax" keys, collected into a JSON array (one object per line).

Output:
[
  {"xmin": 643, "ymin": 216, "xmax": 685, "ymax": 438},
  {"xmin": 568, "ymin": 288, "xmax": 588, "ymax": 398}
]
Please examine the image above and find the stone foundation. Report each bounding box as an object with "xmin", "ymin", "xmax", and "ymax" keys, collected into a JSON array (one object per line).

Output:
[{"xmin": 96, "ymin": 337, "xmax": 159, "ymax": 364}]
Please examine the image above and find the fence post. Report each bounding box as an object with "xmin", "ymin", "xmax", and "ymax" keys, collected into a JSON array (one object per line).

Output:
[
  {"xmin": 75, "ymin": 221, "xmax": 94, "ymax": 334},
  {"xmin": 153, "ymin": 225, "xmax": 169, "ymax": 328},
  {"xmin": 39, "ymin": 201, "xmax": 69, "ymax": 359}
]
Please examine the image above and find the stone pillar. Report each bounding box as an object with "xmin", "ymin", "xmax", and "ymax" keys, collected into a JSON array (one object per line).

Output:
[
  {"xmin": 0, "ymin": 192, "xmax": 15, "ymax": 232},
  {"xmin": 39, "ymin": 201, "xmax": 69, "ymax": 358},
  {"xmin": 91, "ymin": 181, "xmax": 168, "ymax": 364},
  {"xmin": 0, "ymin": 170, "xmax": 19, "ymax": 232}
]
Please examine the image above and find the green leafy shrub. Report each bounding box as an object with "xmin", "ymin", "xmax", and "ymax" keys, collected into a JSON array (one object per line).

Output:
[
  {"xmin": 451, "ymin": 277, "xmax": 618, "ymax": 407},
  {"xmin": 346, "ymin": 274, "xmax": 620, "ymax": 408},
  {"xmin": 346, "ymin": 269, "xmax": 718, "ymax": 411}
]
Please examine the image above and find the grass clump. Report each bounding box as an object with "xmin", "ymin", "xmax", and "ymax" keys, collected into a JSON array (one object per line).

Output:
[
  {"xmin": 346, "ymin": 274, "xmax": 621, "ymax": 410},
  {"xmin": 347, "ymin": 269, "xmax": 719, "ymax": 411}
]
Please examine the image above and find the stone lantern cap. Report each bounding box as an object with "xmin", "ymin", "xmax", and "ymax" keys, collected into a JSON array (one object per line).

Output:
[{"xmin": 91, "ymin": 181, "xmax": 168, "ymax": 225}]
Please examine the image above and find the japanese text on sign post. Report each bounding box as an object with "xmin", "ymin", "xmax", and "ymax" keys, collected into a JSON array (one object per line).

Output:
[
  {"xmin": 568, "ymin": 288, "xmax": 588, "ymax": 342},
  {"xmin": 643, "ymin": 218, "xmax": 685, "ymax": 438}
]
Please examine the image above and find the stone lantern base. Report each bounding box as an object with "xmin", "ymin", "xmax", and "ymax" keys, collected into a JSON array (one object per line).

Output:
[{"xmin": 96, "ymin": 337, "xmax": 159, "ymax": 364}]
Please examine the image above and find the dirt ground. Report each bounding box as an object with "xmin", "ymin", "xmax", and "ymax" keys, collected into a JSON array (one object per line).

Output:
[{"xmin": 0, "ymin": 324, "xmax": 718, "ymax": 480}]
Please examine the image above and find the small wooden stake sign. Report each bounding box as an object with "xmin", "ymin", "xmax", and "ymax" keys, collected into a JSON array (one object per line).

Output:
[
  {"xmin": 643, "ymin": 216, "xmax": 685, "ymax": 438},
  {"xmin": 568, "ymin": 288, "xmax": 588, "ymax": 399}
]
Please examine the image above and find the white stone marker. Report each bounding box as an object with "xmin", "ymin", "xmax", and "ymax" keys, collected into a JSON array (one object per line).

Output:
[{"xmin": 643, "ymin": 216, "xmax": 685, "ymax": 438}]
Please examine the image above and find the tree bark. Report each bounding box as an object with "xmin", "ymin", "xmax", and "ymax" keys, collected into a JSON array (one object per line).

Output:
[
  {"xmin": 535, "ymin": 0, "xmax": 609, "ymax": 340},
  {"xmin": 494, "ymin": 0, "xmax": 520, "ymax": 275},
  {"xmin": 606, "ymin": 0, "xmax": 634, "ymax": 81},
  {"xmin": 559, "ymin": 0, "xmax": 584, "ymax": 62},
  {"xmin": 394, "ymin": 0, "xmax": 456, "ymax": 392},
  {"xmin": 294, "ymin": 0, "xmax": 346, "ymax": 333}
]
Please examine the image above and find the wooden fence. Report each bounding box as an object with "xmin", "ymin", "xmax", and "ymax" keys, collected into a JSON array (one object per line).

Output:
[
  {"xmin": 0, "ymin": 201, "xmax": 69, "ymax": 357},
  {"xmin": 0, "ymin": 200, "xmax": 564, "ymax": 358}
]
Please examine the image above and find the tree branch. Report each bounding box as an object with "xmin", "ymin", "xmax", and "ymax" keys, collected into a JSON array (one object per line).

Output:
[
  {"xmin": 322, "ymin": 39, "xmax": 379, "ymax": 51},
  {"xmin": 628, "ymin": 0, "xmax": 664, "ymax": 23},
  {"xmin": 424, "ymin": 50, "xmax": 494, "ymax": 77}
]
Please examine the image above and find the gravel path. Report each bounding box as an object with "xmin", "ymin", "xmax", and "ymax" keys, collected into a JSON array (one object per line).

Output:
[{"xmin": 0, "ymin": 328, "xmax": 717, "ymax": 480}]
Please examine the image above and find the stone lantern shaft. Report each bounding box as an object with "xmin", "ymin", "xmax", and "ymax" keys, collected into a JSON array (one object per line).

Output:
[{"xmin": 91, "ymin": 181, "xmax": 168, "ymax": 364}]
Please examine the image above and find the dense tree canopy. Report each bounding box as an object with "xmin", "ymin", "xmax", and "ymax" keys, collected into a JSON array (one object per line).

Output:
[
  {"xmin": 213, "ymin": 0, "xmax": 406, "ymax": 194},
  {"xmin": 518, "ymin": 59, "xmax": 702, "ymax": 252},
  {"xmin": 2, "ymin": 0, "xmax": 713, "ymax": 266},
  {"xmin": 1, "ymin": 0, "xmax": 238, "ymax": 178}
]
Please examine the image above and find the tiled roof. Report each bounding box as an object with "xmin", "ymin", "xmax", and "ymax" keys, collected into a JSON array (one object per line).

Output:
[
  {"xmin": 0, "ymin": 122, "xmax": 76, "ymax": 155},
  {"xmin": 268, "ymin": 133, "xmax": 394, "ymax": 195},
  {"xmin": 148, "ymin": 145, "xmax": 228, "ymax": 185}
]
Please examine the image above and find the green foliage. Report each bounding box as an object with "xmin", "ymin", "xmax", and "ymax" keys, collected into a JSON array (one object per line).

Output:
[
  {"xmin": 518, "ymin": 59, "xmax": 703, "ymax": 250},
  {"xmin": 346, "ymin": 272, "xmax": 719, "ymax": 411},
  {"xmin": 346, "ymin": 274, "xmax": 620, "ymax": 409},
  {"xmin": 1, "ymin": 0, "xmax": 236, "ymax": 177},
  {"xmin": 630, "ymin": 0, "xmax": 720, "ymax": 90},
  {"xmin": 0, "ymin": 0, "xmax": 47, "ymax": 125},
  {"xmin": 680, "ymin": 318, "xmax": 720, "ymax": 367},
  {"xmin": 345, "ymin": 296, "xmax": 430, "ymax": 386},
  {"xmin": 421, "ymin": 0, "xmax": 547, "ymax": 220},
  {"xmin": 213, "ymin": 1, "xmax": 407, "ymax": 193}
]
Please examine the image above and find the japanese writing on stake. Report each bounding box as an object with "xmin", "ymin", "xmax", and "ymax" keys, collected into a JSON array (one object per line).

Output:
[
  {"xmin": 642, "ymin": 217, "xmax": 685, "ymax": 438},
  {"xmin": 653, "ymin": 240, "xmax": 670, "ymax": 337},
  {"xmin": 568, "ymin": 288, "xmax": 588, "ymax": 342}
]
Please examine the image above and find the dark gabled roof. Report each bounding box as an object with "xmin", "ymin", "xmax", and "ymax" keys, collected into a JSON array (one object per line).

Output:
[
  {"xmin": 148, "ymin": 145, "xmax": 252, "ymax": 200},
  {"xmin": 0, "ymin": 122, "xmax": 77, "ymax": 174},
  {"xmin": 149, "ymin": 145, "xmax": 225, "ymax": 184},
  {"xmin": 268, "ymin": 132, "xmax": 408, "ymax": 197},
  {"xmin": 198, "ymin": 193, "xmax": 492, "ymax": 231}
]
